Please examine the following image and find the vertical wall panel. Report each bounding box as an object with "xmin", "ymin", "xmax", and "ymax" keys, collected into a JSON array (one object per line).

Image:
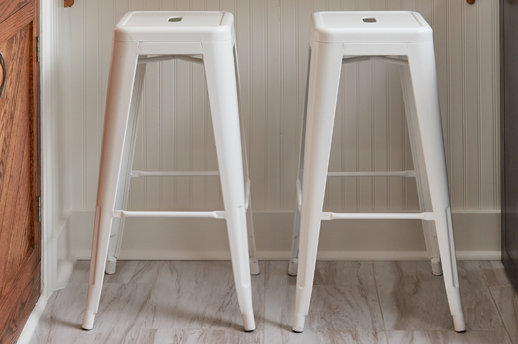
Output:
[
  {"xmin": 69, "ymin": 0, "xmax": 85, "ymax": 210},
  {"xmin": 67, "ymin": 0, "xmax": 500, "ymax": 213}
]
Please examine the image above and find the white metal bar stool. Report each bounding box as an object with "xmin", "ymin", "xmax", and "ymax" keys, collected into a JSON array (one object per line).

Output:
[
  {"xmin": 289, "ymin": 11, "xmax": 466, "ymax": 333},
  {"xmin": 82, "ymin": 11, "xmax": 258, "ymax": 332}
]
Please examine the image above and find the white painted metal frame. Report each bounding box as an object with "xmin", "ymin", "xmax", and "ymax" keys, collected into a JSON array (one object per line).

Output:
[
  {"xmin": 289, "ymin": 12, "xmax": 465, "ymax": 334},
  {"xmin": 82, "ymin": 11, "xmax": 258, "ymax": 332}
]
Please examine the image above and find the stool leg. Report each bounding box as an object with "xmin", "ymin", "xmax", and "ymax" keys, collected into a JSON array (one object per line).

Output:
[
  {"xmin": 203, "ymin": 40, "xmax": 255, "ymax": 332},
  {"xmin": 289, "ymin": 49, "xmax": 311, "ymax": 277},
  {"xmin": 82, "ymin": 41, "xmax": 140, "ymax": 330},
  {"xmin": 405, "ymin": 42, "xmax": 466, "ymax": 332},
  {"xmin": 293, "ymin": 42, "xmax": 343, "ymax": 333},
  {"xmin": 105, "ymin": 62, "xmax": 146, "ymax": 275},
  {"xmin": 234, "ymin": 45, "xmax": 260, "ymax": 276},
  {"xmin": 399, "ymin": 63, "xmax": 442, "ymax": 276}
]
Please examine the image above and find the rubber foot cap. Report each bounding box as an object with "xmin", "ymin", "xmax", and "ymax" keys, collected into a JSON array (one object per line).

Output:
[
  {"xmin": 243, "ymin": 313, "xmax": 256, "ymax": 332},
  {"xmin": 250, "ymin": 259, "xmax": 260, "ymax": 276},
  {"xmin": 288, "ymin": 261, "xmax": 298, "ymax": 276},
  {"xmin": 82, "ymin": 312, "xmax": 95, "ymax": 330},
  {"xmin": 431, "ymin": 258, "xmax": 443, "ymax": 276},
  {"xmin": 105, "ymin": 257, "xmax": 117, "ymax": 275}
]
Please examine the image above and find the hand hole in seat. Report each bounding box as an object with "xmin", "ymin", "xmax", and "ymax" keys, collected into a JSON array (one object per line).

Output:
[
  {"xmin": 362, "ymin": 17, "xmax": 377, "ymax": 23},
  {"xmin": 168, "ymin": 17, "xmax": 183, "ymax": 22}
]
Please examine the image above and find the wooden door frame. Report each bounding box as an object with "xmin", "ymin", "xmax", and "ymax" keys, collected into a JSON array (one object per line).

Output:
[
  {"xmin": 501, "ymin": 0, "xmax": 518, "ymax": 293},
  {"xmin": 0, "ymin": 0, "xmax": 43, "ymax": 342},
  {"xmin": 39, "ymin": 0, "xmax": 56, "ymax": 299},
  {"xmin": 16, "ymin": 0, "xmax": 69, "ymax": 341},
  {"xmin": 17, "ymin": 0, "xmax": 64, "ymax": 340}
]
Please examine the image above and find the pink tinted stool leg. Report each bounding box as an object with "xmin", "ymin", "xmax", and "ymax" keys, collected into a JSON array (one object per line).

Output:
[
  {"xmin": 105, "ymin": 61, "xmax": 146, "ymax": 276},
  {"xmin": 403, "ymin": 41, "xmax": 465, "ymax": 332},
  {"xmin": 289, "ymin": 50, "xmax": 312, "ymax": 277},
  {"xmin": 399, "ymin": 58, "xmax": 443, "ymax": 277},
  {"xmin": 203, "ymin": 39, "xmax": 256, "ymax": 331},
  {"xmin": 292, "ymin": 42, "xmax": 344, "ymax": 333}
]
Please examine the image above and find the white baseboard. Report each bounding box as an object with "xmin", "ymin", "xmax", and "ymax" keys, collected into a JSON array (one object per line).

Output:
[
  {"xmin": 52, "ymin": 213, "xmax": 76, "ymax": 290},
  {"xmin": 74, "ymin": 249, "xmax": 501, "ymax": 261},
  {"xmin": 16, "ymin": 295, "xmax": 48, "ymax": 344},
  {"xmin": 55, "ymin": 253, "xmax": 76, "ymax": 290}
]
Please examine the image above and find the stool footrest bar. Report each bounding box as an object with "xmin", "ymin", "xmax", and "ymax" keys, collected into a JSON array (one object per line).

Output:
[
  {"xmin": 322, "ymin": 212, "xmax": 435, "ymax": 221},
  {"xmin": 327, "ymin": 170, "xmax": 416, "ymax": 178},
  {"xmin": 113, "ymin": 210, "xmax": 225, "ymax": 219},
  {"xmin": 131, "ymin": 170, "xmax": 219, "ymax": 177}
]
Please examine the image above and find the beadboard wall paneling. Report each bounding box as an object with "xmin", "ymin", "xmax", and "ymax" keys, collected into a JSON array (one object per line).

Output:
[{"xmin": 66, "ymin": 0, "xmax": 499, "ymax": 213}]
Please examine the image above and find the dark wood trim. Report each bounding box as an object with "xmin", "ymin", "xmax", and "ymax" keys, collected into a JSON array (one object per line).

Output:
[
  {"xmin": 500, "ymin": 0, "xmax": 505, "ymax": 266},
  {"xmin": 0, "ymin": 258, "xmax": 40, "ymax": 343},
  {"xmin": 32, "ymin": 0, "xmax": 40, "ymax": 281},
  {"xmin": 501, "ymin": 0, "xmax": 518, "ymax": 294},
  {"xmin": 0, "ymin": 0, "xmax": 31, "ymax": 25},
  {"xmin": 0, "ymin": 1, "xmax": 34, "ymax": 43}
]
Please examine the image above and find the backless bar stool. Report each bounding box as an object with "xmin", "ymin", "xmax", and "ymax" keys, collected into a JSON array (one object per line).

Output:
[
  {"xmin": 289, "ymin": 11, "xmax": 465, "ymax": 333},
  {"xmin": 82, "ymin": 11, "xmax": 258, "ymax": 332}
]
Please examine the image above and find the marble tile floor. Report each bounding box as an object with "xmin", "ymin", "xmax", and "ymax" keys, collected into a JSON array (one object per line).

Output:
[{"xmin": 29, "ymin": 260, "xmax": 518, "ymax": 344}]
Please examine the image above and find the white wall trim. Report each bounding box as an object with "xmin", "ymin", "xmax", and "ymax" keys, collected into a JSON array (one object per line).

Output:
[
  {"xmin": 73, "ymin": 249, "xmax": 501, "ymax": 261},
  {"xmin": 16, "ymin": 295, "xmax": 48, "ymax": 344},
  {"xmin": 40, "ymin": 0, "xmax": 55, "ymax": 300}
]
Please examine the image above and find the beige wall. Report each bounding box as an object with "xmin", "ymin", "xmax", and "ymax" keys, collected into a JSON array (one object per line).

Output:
[{"xmin": 58, "ymin": 0, "xmax": 501, "ymax": 261}]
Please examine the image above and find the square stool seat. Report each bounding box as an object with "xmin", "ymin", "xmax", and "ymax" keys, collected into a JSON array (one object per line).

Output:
[
  {"xmin": 114, "ymin": 11, "xmax": 235, "ymax": 42},
  {"xmin": 311, "ymin": 11, "xmax": 433, "ymax": 43}
]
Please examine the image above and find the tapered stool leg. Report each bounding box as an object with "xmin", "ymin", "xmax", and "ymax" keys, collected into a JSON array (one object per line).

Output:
[
  {"xmin": 289, "ymin": 50, "xmax": 312, "ymax": 277},
  {"xmin": 82, "ymin": 41, "xmax": 140, "ymax": 330},
  {"xmin": 105, "ymin": 62, "xmax": 146, "ymax": 275},
  {"xmin": 400, "ymin": 63, "xmax": 443, "ymax": 276},
  {"xmin": 204, "ymin": 40, "xmax": 256, "ymax": 331},
  {"xmin": 288, "ymin": 107, "xmax": 306, "ymax": 277},
  {"xmin": 292, "ymin": 42, "xmax": 344, "ymax": 333},
  {"xmin": 234, "ymin": 46, "xmax": 260, "ymax": 276},
  {"xmin": 405, "ymin": 41, "xmax": 466, "ymax": 332}
]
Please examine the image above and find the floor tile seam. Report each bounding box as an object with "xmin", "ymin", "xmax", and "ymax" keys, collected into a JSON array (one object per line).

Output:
[
  {"xmin": 314, "ymin": 283, "xmax": 378, "ymax": 286},
  {"xmin": 138, "ymin": 326, "xmax": 263, "ymax": 332},
  {"xmin": 487, "ymin": 285, "xmax": 516, "ymax": 344},
  {"xmin": 478, "ymin": 260, "xmax": 493, "ymax": 288},
  {"xmin": 384, "ymin": 329, "xmax": 508, "ymax": 332},
  {"xmin": 371, "ymin": 262, "xmax": 389, "ymax": 344},
  {"xmin": 468, "ymin": 274, "xmax": 508, "ymax": 330},
  {"xmin": 135, "ymin": 319, "xmax": 146, "ymax": 344},
  {"xmin": 477, "ymin": 260, "xmax": 514, "ymax": 288},
  {"xmin": 478, "ymin": 260, "xmax": 513, "ymax": 287},
  {"xmin": 142, "ymin": 262, "xmax": 162, "ymax": 332},
  {"xmin": 488, "ymin": 284, "xmax": 516, "ymax": 289}
]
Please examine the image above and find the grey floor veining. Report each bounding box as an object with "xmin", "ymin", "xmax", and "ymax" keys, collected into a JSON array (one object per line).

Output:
[{"xmin": 29, "ymin": 260, "xmax": 518, "ymax": 344}]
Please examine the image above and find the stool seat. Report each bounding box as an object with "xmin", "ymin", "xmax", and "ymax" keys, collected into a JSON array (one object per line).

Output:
[
  {"xmin": 311, "ymin": 11, "xmax": 432, "ymax": 43},
  {"xmin": 114, "ymin": 11, "xmax": 235, "ymax": 42}
]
